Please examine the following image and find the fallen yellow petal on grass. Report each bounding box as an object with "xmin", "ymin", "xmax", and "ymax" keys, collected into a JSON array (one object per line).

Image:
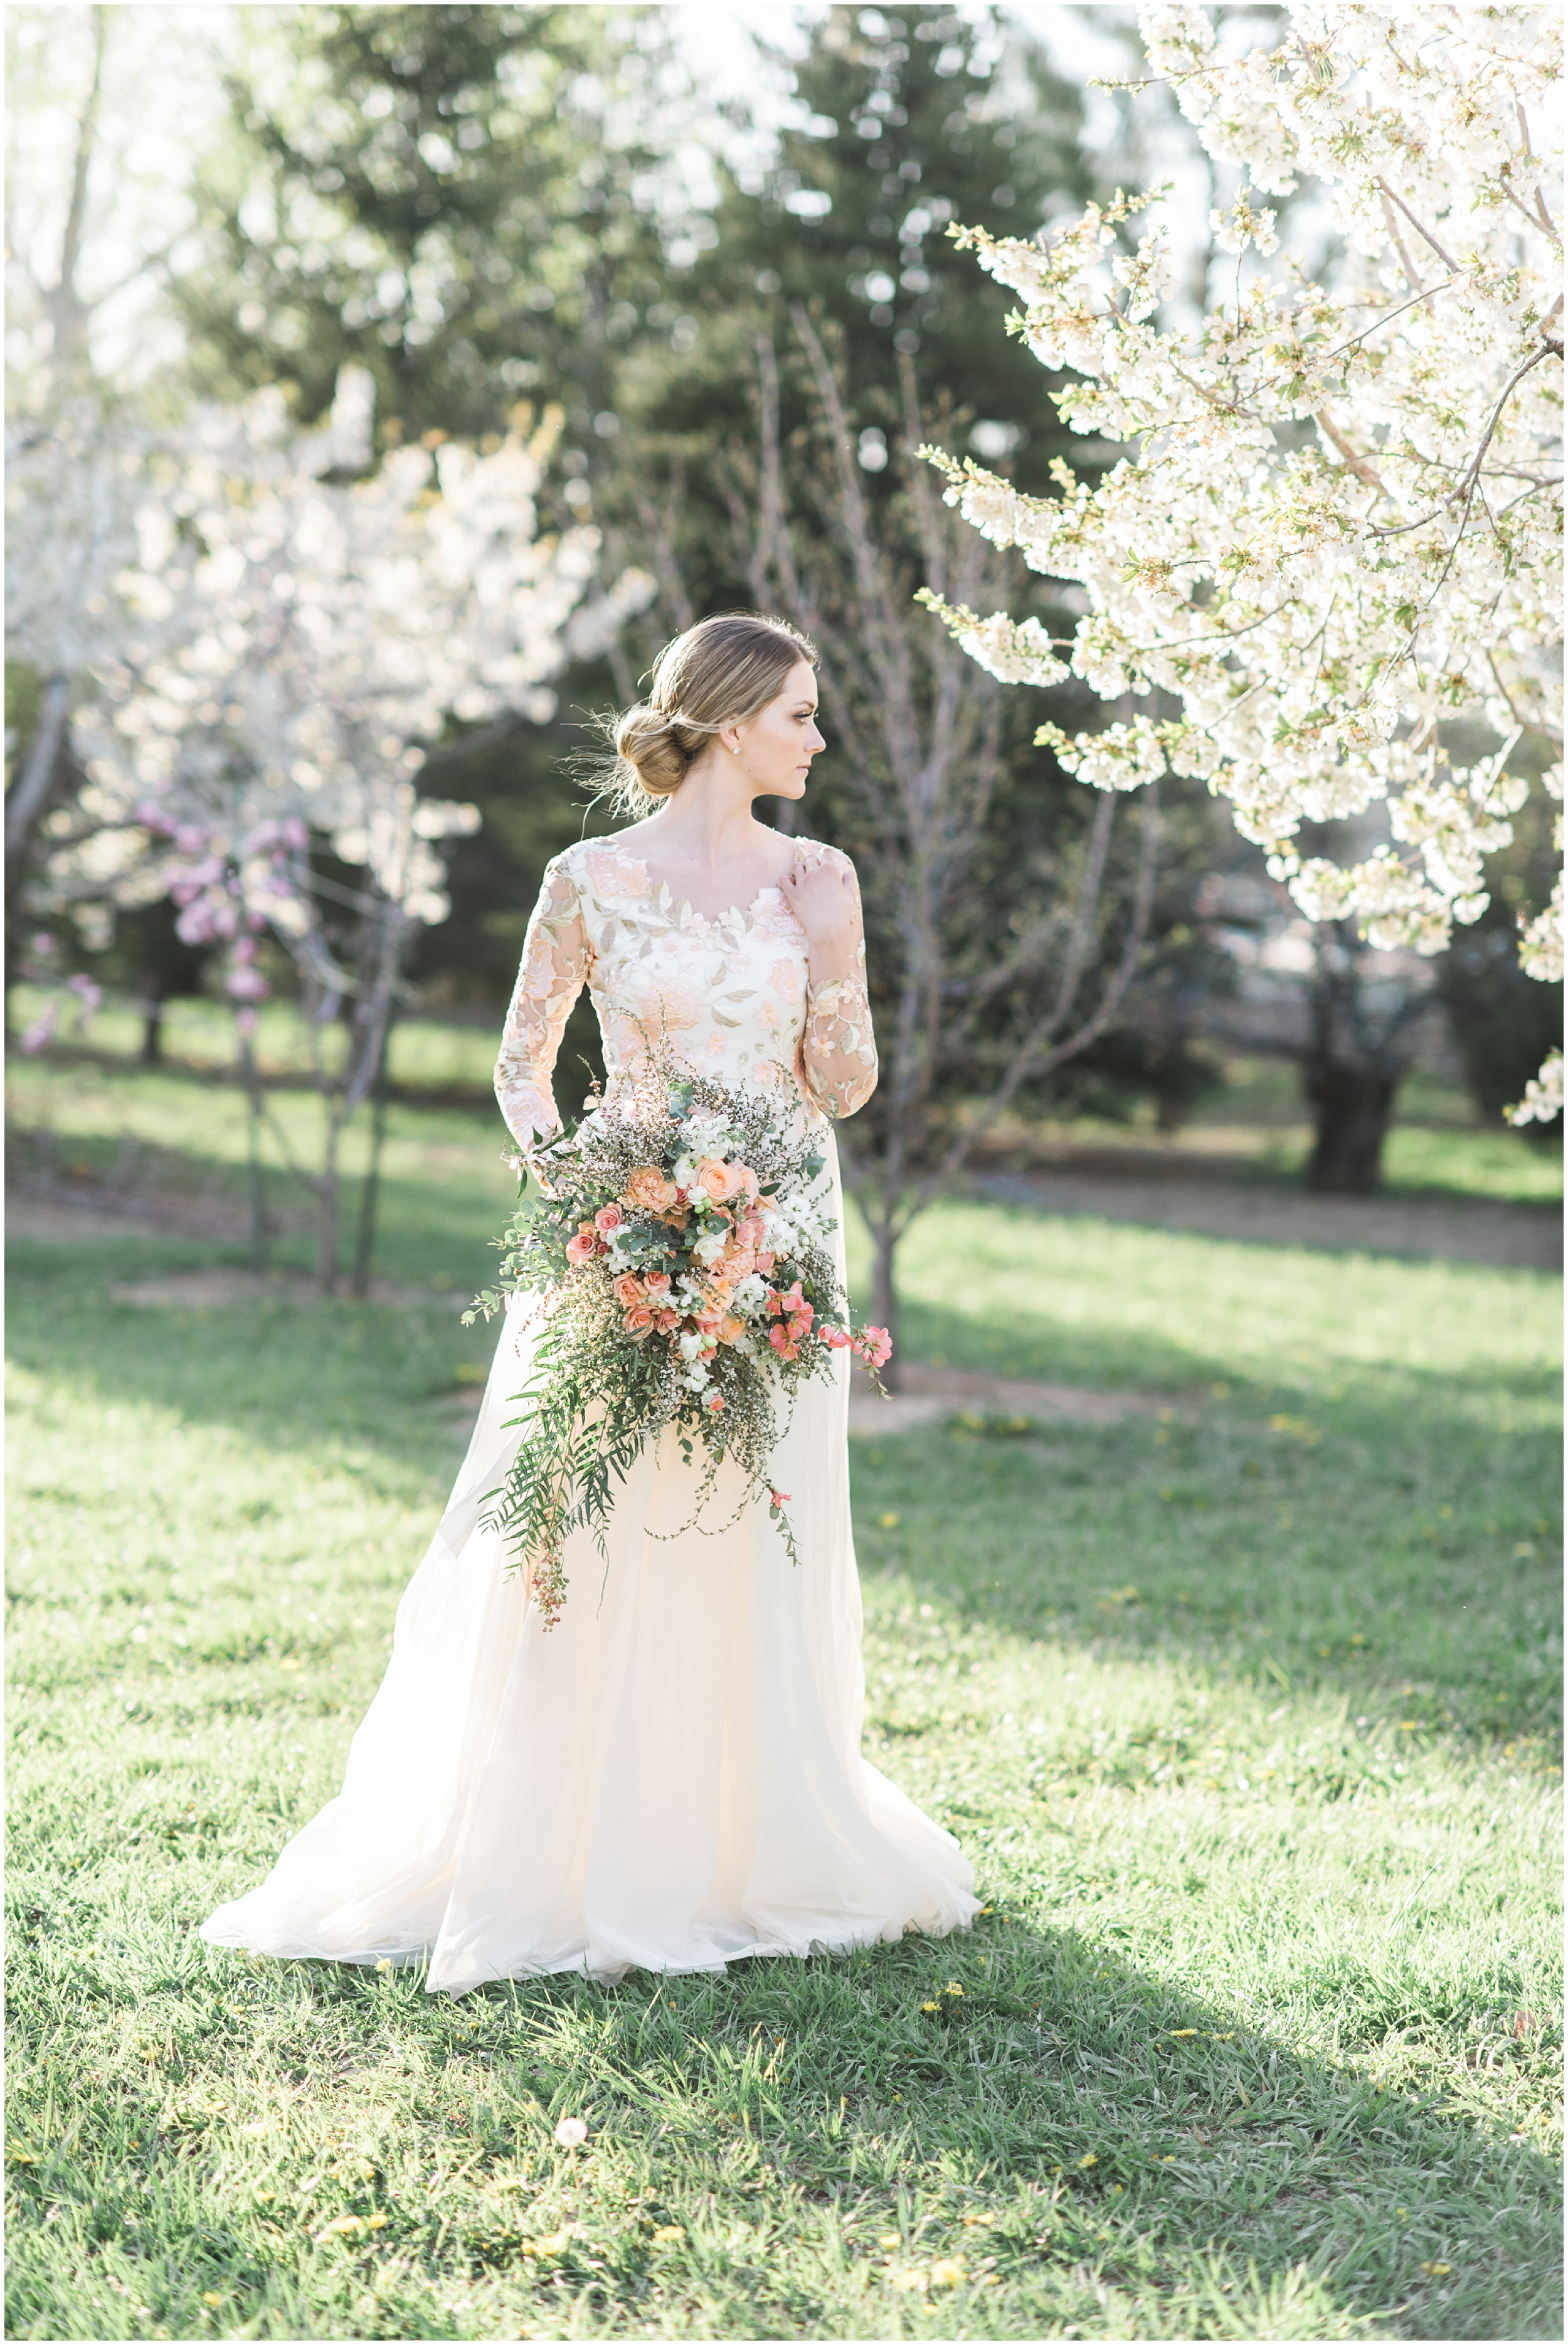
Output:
[
  {"xmin": 651, "ymin": 2225, "xmax": 684, "ymax": 2247},
  {"xmin": 1421, "ymin": 2262, "xmax": 1452, "ymax": 2277},
  {"xmin": 930, "ymin": 2258, "xmax": 967, "ymax": 2288},
  {"xmin": 1078, "ymin": 2151, "xmax": 1098, "ymax": 2168},
  {"xmin": 878, "ymin": 2233, "xmax": 901, "ymax": 2249},
  {"xmin": 1170, "ymin": 2029, "xmax": 1198, "ymax": 2038}
]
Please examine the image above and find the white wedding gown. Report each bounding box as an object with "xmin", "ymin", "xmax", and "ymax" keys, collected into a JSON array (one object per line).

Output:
[{"xmin": 201, "ymin": 836, "xmax": 978, "ymax": 1993}]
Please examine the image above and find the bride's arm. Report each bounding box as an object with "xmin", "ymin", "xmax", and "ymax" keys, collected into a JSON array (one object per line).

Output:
[
  {"xmin": 785, "ymin": 847, "xmax": 879, "ymax": 1119},
  {"xmin": 494, "ymin": 859, "xmax": 593, "ymax": 1147}
]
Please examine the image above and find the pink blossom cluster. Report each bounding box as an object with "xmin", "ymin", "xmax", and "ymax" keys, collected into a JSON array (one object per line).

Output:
[{"xmin": 132, "ymin": 805, "xmax": 306, "ymax": 1034}]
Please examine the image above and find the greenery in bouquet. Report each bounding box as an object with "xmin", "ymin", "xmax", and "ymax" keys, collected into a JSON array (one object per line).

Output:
[{"xmin": 464, "ymin": 1068, "xmax": 891, "ymax": 1627}]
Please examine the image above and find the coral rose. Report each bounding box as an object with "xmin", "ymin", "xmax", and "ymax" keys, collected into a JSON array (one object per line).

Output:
[
  {"xmin": 642, "ymin": 1272, "xmax": 672, "ymax": 1297},
  {"xmin": 624, "ymin": 1165, "xmax": 679, "ymax": 1213},
  {"xmin": 593, "ymin": 1203, "xmax": 625, "ymax": 1235},
  {"xmin": 695, "ymin": 1157, "xmax": 745, "ymax": 1204},
  {"xmin": 624, "ymin": 1304, "xmax": 655, "ymax": 1335},
  {"xmin": 612, "ymin": 1273, "xmax": 644, "ymax": 1308},
  {"xmin": 564, "ymin": 1232, "xmax": 598, "ymax": 1268}
]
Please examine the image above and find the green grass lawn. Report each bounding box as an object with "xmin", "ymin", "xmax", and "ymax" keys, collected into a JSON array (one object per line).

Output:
[{"xmin": 6, "ymin": 1061, "xmax": 1562, "ymax": 2342}]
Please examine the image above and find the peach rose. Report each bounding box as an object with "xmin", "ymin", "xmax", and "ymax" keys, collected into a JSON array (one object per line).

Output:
[
  {"xmin": 718, "ymin": 1315, "xmax": 746, "ymax": 1346},
  {"xmin": 695, "ymin": 1157, "xmax": 745, "ymax": 1204},
  {"xmin": 612, "ymin": 1273, "xmax": 644, "ymax": 1308},
  {"xmin": 738, "ymin": 1165, "xmax": 761, "ymax": 1201},
  {"xmin": 624, "ymin": 1304, "xmax": 654, "ymax": 1335},
  {"xmin": 564, "ymin": 1232, "xmax": 598, "ymax": 1268},
  {"xmin": 625, "ymin": 1165, "xmax": 678, "ymax": 1213},
  {"xmin": 642, "ymin": 1272, "xmax": 672, "ymax": 1297},
  {"xmin": 593, "ymin": 1203, "xmax": 625, "ymax": 1236},
  {"xmin": 654, "ymin": 1309, "xmax": 679, "ymax": 1334}
]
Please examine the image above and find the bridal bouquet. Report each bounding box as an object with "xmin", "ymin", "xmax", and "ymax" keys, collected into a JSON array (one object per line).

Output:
[{"xmin": 464, "ymin": 1068, "xmax": 891, "ymax": 1627}]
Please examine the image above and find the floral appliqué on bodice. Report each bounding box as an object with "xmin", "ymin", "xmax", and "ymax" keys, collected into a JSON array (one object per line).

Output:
[{"xmin": 494, "ymin": 837, "xmax": 878, "ymax": 1146}]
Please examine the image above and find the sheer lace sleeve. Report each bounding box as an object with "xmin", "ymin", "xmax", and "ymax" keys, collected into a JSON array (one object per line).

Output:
[
  {"xmin": 494, "ymin": 858, "xmax": 593, "ymax": 1147},
  {"xmin": 802, "ymin": 855, "xmax": 878, "ymax": 1120}
]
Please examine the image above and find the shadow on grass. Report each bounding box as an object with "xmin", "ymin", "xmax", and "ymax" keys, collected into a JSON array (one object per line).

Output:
[
  {"xmin": 8, "ymin": 1225, "xmax": 1559, "ymax": 1753},
  {"xmin": 3, "ymin": 1896, "xmax": 1558, "ymax": 2341}
]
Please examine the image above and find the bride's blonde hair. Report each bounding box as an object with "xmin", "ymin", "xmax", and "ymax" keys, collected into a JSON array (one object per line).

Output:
[{"xmin": 601, "ymin": 613, "xmax": 817, "ymax": 817}]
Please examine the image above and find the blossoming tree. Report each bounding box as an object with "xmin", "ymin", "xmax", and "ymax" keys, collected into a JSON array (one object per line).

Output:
[
  {"xmin": 11, "ymin": 370, "xmax": 650, "ymax": 1287},
  {"xmin": 923, "ymin": 1, "xmax": 1563, "ymax": 1145}
]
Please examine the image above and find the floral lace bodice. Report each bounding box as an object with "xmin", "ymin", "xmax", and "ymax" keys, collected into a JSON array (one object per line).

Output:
[{"xmin": 494, "ymin": 836, "xmax": 879, "ymax": 1146}]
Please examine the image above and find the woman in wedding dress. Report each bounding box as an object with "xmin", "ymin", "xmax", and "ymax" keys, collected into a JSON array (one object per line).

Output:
[{"xmin": 201, "ymin": 613, "xmax": 978, "ymax": 1994}]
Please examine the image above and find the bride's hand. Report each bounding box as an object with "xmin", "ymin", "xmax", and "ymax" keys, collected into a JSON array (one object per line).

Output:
[{"xmin": 782, "ymin": 849, "xmax": 856, "ymax": 953}]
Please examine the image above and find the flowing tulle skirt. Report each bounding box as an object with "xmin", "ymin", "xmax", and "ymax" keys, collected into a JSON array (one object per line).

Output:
[{"xmin": 200, "ymin": 1145, "xmax": 978, "ymax": 1994}]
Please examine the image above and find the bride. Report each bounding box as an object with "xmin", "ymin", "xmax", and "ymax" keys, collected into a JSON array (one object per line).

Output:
[{"xmin": 201, "ymin": 612, "xmax": 978, "ymax": 1994}]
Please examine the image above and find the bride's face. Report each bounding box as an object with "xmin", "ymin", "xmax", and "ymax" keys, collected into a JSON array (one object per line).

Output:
[{"xmin": 734, "ymin": 661, "xmax": 825, "ymax": 800}]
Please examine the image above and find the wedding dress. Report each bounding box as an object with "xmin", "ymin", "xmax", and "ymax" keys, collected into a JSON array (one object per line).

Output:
[{"xmin": 201, "ymin": 836, "xmax": 978, "ymax": 1993}]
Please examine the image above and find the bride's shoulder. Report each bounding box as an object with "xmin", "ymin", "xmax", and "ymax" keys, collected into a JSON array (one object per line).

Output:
[{"xmin": 552, "ymin": 829, "xmax": 653, "ymax": 903}]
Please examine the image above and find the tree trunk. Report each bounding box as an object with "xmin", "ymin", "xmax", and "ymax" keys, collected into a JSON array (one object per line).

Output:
[
  {"xmin": 868, "ymin": 1221, "xmax": 902, "ymax": 1392},
  {"xmin": 5, "ymin": 677, "xmax": 70, "ymax": 962},
  {"xmin": 1304, "ymin": 1058, "xmax": 1396, "ymax": 1194},
  {"xmin": 349, "ymin": 1038, "xmax": 391, "ymax": 1299},
  {"xmin": 316, "ymin": 1113, "xmax": 341, "ymax": 1294},
  {"xmin": 140, "ymin": 988, "xmax": 166, "ymax": 1067},
  {"xmin": 238, "ymin": 1035, "xmax": 269, "ymax": 1270}
]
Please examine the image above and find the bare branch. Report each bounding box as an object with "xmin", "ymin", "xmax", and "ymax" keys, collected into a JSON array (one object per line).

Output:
[{"xmin": 1375, "ymin": 179, "xmax": 1458, "ymax": 272}]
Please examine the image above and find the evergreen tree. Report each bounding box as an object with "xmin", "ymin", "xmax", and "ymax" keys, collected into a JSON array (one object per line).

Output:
[
  {"xmin": 177, "ymin": 3, "xmax": 685, "ymax": 452},
  {"xmin": 696, "ymin": 3, "xmax": 1095, "ymax": 487}
]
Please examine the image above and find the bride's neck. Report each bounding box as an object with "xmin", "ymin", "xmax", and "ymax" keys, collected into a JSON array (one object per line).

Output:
[{"xmin": 648, "ymin": 758, "xmax": 769, "ymax": 871}]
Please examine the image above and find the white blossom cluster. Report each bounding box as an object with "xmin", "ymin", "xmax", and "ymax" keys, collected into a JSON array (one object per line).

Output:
[
  {"xmin": 7, "ymin": 370, "xmax": 654, "ymax": 937},
  {"xmin": 924, "ymin": 4, "xmax": 1562, "ymax": 1119}
]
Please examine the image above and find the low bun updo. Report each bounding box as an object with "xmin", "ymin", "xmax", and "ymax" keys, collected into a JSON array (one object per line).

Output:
[{"xmin": 601, "ymin": 613, "xmax": 816, "ymax": 817}]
